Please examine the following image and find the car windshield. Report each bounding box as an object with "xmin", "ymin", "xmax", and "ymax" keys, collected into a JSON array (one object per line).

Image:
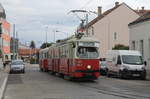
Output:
[
  {"xmin": 12, "ymin": 61, "xmax": 23, "ymax": 65},
  {"xmin": 122, "ymin": 55, "xmax": 144, "ymax": 65},
  {"xmin": 77, "ymin": 47, "xmax": 99, "ymax": 59}
]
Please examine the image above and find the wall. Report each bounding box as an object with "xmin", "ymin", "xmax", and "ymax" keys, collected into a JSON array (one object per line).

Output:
[
  {"xmin": 88, "ymin": 4, "xmax": 139, "ymax": 58},
  {"xmin": 129, "ymin": 20, "xmax": 150, "ymax": 70}
]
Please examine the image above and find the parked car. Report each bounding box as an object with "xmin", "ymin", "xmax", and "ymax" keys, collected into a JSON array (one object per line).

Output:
[
  {"xmin": 99, "ymin": 61, "xmax": 108, "ymax": 75},
  {"xmin": 106, "ymin": 50, "xmax": 146, "ymax": 79},
  {"xmin": 10, "ymin": 60, "xmax": 25, "ymax": 73}
]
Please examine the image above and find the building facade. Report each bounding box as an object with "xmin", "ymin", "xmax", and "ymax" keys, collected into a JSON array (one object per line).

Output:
[
  {"xmin": 129, "ymin": 11, "xmax": 150, "ymax": 70},
  {"xmin": 80, "ymin": 2, "xmax": 141, "ymax": 58},
  {"xmin": 0, "ymin": 3, "xmax": 11, "ymax": 62}
]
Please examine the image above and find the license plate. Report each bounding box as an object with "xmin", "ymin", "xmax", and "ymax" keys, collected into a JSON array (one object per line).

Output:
[{"xmin": 132, "ymin": 74, "xmax": 140, "ymax": 76}]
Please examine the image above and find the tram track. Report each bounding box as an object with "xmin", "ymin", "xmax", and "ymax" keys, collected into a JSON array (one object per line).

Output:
[{"xmin": 77, "ymin": 82, "xmax": 150, "ymax": 99}]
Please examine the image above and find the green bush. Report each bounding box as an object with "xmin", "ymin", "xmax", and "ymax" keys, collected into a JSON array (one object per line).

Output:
[{"xmin": 112, "ymin": 44, "xmax": 129, "ymax": 50}]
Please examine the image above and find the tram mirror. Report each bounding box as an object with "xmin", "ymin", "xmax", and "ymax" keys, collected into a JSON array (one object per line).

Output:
[{"xmin": 71, "ymin": 43, "xmax": 76, "ymax": 48}]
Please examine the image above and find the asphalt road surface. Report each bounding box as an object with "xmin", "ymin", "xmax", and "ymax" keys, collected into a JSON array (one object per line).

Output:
[{"xmin": 4, "ymin": 64, "xmax": 150, "ymax": 99}]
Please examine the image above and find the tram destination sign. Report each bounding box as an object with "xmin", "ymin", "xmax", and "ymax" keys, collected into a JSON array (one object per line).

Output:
[{"xmin": 79, "ymin": 42, "xmax": 99, "ymax": 47}]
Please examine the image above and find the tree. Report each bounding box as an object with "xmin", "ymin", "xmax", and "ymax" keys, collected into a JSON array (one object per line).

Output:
[
  {"xmin": 112, "ymin": 44, "xmax": 129, "ymax": 50},
  {"xmin": 40, "ymin": 42, "xmax": 53, "ymax": 49},
  {"xmin": 0, "ymin": 49, "xmax": 2, "ymax": 58},
  {"xmin": 30, "ymin": 40, "xmax": 36, "ymax": 49}
]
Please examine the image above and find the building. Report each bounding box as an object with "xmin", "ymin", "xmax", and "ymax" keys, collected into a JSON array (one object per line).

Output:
[
  {"xmin": 10, "ymin": 37, "xmax": 19, "ymax": 59},
  {"xmin": 129, "ymin": 11, "xmax": 150, "ymax": 70},
  {"xmin": 18, "ymin": 42, "xmax": 39, "ymax": 62},
  {"xmin": 0, "ymin": 3, "xmax": 11, "ymax": 62},
  {"xmin": 79, "ymin": 2, "xmax": 145, "ymax": 58}
]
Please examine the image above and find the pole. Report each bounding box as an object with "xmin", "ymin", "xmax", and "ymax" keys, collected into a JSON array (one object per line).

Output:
[
  {"xmin": 53, "ymin": 30, "xmax": 55, "ymax": 43},
  {"xmin": 15, "ymin": 31, "xmax": 18, "ymax": 59},
  {"xmin": 46, "ymin": 27, "xmax": 48, "ymax": 48},
  {"xmin": 13, "ymin": 24, "xmax": 15, "ymax": 60},
  {"xmin": 86, "ymin": 13, "xmax": 88, "ymax": 36}
]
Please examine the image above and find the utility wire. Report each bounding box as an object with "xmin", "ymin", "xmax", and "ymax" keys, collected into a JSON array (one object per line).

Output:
[{"xmin": 80, "ymin": 0, "xmax": 95, "ymax": 9}]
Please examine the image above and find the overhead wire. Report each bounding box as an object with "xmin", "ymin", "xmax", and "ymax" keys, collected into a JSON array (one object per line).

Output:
[{"xmin": 80, "ymin": 0, "xmax": 95, "ymax": 9}]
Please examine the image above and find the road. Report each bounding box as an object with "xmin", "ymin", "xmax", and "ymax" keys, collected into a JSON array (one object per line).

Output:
[{"xmin": 4, "ymin": 64, "xmax": 150, "ymax": 99}]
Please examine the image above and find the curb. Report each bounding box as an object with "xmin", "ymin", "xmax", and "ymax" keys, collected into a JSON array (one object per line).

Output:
[{"xmin": 0, "ymin": 73, "xmax": 8, "ymax": 99}]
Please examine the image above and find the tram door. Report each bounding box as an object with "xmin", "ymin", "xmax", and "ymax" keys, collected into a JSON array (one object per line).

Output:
[{"xmin": 68, "ymin": 44, "xmax": 73, "ymax": 73}]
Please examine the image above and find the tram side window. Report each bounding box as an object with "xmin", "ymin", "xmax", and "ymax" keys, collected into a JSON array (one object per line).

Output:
[
  {"xmin": 50, "ymin": 50, "xmax": 52, "ymax": 58},
  {"xmin": 62, "ymin": 46, "xmax": 66, "ymax": 58},
  {"xmin": 65, "ymin": 46, "xmax": 68, "ymax": 58},
  {"xmin": 69, "ymin": 44, "xmax": 74, "ymax": 58},
  {"xmin": 44, "ymin": 53, "xmax": 46, "ymax": 58},
  {"xmin": 56, "ymin": 49, "xmax": 58, "ymax": 58},
  {"xmin": 64, "ymin": 46, "xmax": 66, "ymax": 58},
  {"xmin": 66, "ymin": 45, "xmax": 69, "ymax": 58},
  {"xmin": 49, "ymin": 50, "xmax": 51, "ymax": 58}
]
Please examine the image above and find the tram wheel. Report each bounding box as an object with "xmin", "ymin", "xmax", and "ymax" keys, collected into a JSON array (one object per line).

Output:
[{"xmin": 64, "ymin": 75, "xmax": 72, "ymax": 81}]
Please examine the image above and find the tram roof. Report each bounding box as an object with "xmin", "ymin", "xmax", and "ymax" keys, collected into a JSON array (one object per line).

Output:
[
  {"xmin": 68, "ymin": 36, "xmax": 99, "ymax": 42},
  {"xmin": 56, "ymin": 34, "xmax": 99, "ymax": 44},
  {"xmin": 39, "ymin": 47, "xmax": 49, "ymax": 53}
]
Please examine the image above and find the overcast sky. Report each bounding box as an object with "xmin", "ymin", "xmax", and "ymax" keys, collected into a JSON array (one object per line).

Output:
[{"xmin": 0, "ymin": 0, "xmax": 150, "ymax": 47}]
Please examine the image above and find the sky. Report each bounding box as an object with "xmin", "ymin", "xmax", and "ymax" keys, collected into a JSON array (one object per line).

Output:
[{"xmin": 0, "ymin": 0, "xmax": 150, "ymax": 47}]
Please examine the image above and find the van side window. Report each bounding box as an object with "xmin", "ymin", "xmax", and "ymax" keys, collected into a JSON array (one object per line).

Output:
[{"xmin": 117, "ymin": 55, "xmax": 121, "ymax": 64}]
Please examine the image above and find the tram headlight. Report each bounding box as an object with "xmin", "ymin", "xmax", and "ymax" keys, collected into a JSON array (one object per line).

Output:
[{"xmin": 87, "ymin": 65, "xmax": 92, "ymax": 69}]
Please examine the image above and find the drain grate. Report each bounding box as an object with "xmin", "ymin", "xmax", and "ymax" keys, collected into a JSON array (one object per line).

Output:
[{"xmin": 7, "ymin": 74, "xmax": 23, "ymax": 84}]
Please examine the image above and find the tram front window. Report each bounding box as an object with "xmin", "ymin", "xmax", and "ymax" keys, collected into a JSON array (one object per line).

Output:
[{"xmin": 77, "ymin": 47, "xmax": 99, "ymax": 59}]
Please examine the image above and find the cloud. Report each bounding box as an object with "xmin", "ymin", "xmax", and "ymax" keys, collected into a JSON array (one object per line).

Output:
[{"xmin": 0, "ymin": 0, "xmax": 150, "ymax": 47}]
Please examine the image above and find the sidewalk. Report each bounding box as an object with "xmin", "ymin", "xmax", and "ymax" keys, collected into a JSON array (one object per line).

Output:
[{"xmin": 0, "ymin": 66, "xmax": 9, "ymax": 99}]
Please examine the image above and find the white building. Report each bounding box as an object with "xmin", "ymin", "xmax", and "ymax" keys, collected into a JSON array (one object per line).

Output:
[
  {"xmin": 79, "ymin": 2, "xmax": 148, "ymax": 58},
  {"xmin": 129, "ymin": 11, "xmax": 150, "ymax": 70}
]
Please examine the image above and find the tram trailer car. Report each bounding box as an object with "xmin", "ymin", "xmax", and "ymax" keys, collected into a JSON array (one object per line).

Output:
[
  {"xmin": 39, "ymin": 33, "xmax": 100, "ymax": 80},
  {"xmin": 39, "ymin": 48, "xmax": 49, "ymax": 72}
]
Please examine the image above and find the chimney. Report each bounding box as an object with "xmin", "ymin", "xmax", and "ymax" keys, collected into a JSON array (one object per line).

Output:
[
  {"xmin": 98, "ymin": 6, "xmax": 102, "ymax": 16},
  {"xmin": 141, "ymin": 6, "xmax": 144, "ymax": 10},
  {"xmin": 115, "ymin": 2, "xmax": 119, "ymax": 7}
]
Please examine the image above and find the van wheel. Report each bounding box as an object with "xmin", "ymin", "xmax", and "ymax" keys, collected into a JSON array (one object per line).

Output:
[
  {"xmin": 22, "ymin": 70, "xmax": 25, "ymax": 73},
  {"xmin": 141, "ymin": 75, "xmax": 146, "ymax": 80},
  {"xmin": 64, "ymin": 75, "xmax": 72, "ymax": 81},
  {"xmin": 118, "ymin": 71, "xmax": 123, "ymax": 79}
]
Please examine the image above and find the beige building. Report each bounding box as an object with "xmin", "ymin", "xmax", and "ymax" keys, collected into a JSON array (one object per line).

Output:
[
  {"xmin": 129, "ymin": 11, "xmax": 150, "ymax": 70},
  {"xmin": 80, "ymin": 2, "xmax": 145, "ymax": 58}
]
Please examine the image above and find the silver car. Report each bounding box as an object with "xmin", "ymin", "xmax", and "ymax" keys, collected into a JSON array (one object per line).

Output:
[{"xmin": 10, "ymin": 60, "xmax": 25, "ymax": 73}]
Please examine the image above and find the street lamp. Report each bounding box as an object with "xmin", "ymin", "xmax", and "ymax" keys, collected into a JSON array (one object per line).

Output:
[{"xmin": 55, "ymin": 30, "xmax": 69, "ymax": 38}]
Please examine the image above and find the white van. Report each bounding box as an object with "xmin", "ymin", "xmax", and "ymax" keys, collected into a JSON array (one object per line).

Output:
[{"xmin": 106, "ymin": 50, "xmax": 146, "ymax": 79}]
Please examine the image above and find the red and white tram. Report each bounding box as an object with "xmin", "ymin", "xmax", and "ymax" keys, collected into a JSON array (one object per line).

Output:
[
  {"xmin": 39, "ymin": 48, "xmax": 49, "ymax": 72},
  {"xmin": 39, "ymin": 33, "xmax": 100, "ymax": 80}
]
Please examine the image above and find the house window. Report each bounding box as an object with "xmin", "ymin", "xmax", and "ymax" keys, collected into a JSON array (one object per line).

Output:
[
  {"xmin": 113, "ymin": 32, "xmax": 117, "ymax": 40},
  {"xmin": 140, "ymin": 40, "xmax": 144, "ymax": 57},
  {"xmin": 132, "ymin": 41, "xmax": 135, "ymax": 50}
]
